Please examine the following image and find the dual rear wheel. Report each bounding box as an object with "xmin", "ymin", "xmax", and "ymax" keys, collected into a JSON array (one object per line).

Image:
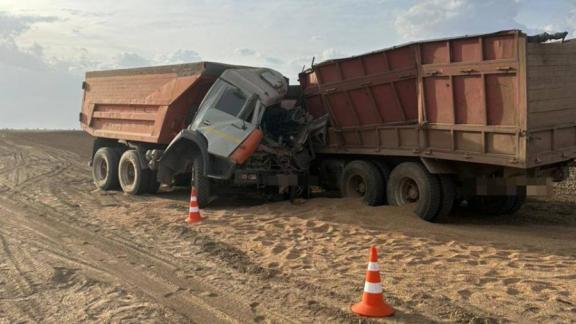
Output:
[
  {"xmin": 92, "ymin": 148, "xmax": 159, "ymax": 195},
  {"xmin": 340, "ymin": 160, "xmax": 453, "ymax": 221},
  {"xmin": 340, "ymin": 160, "xmax": 524, "ymax": 222},
  {"xmin": 386, "ymin": 162, "xmax": 454, "ymax": 222},
  {"xmin": 118, "ymin": 150, "xmax": 159, "ymax": 195}
]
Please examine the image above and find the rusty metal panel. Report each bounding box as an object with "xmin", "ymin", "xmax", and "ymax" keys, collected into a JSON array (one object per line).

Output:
[
  {"xmin": 451, "ymin": 38, "xmax": 482, "ymax": 62},
  {"xmin": 80, "ymin": 62, "xmax": 236, "ymax": 144},
  {"xmin": 395, "ymin": 79, "xmax": 419, "ymax": 120},
  {"xmin": 485, "ymin": 74, "xmax": 517, "ymax": 126},
  {"xmin": 421, "ymin": 41, "xmax": 449, "ymax": 64},
  {"xmin": 300, "ymin": 30, "xmax": 535, "ymax": 168},
  {"xmin": 453, "ymin": 75, "xmax": 484, "ymax": 124},
  {"xmin": 483, "ymin": 34, "xmax": 516, "ymax": 60},
  {"xmin": 302, "ymin": 30, "xmax": 576, "ymax": 169},
  {"xmin": 371, "ymin": 84, "xmax": 405, "ymax": 122},
  {"xmin": 424, "ymin": 76, "xmax": 453, "ymax": 124}
]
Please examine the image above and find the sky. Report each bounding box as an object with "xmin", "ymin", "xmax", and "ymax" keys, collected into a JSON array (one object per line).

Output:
[{"xmin": 1, "ymin": 0, "xmax": 576, "ymax": 129}]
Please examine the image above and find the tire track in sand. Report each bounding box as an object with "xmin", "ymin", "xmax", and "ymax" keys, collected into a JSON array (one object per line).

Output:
[{"xmin": 0, "ymin": 193, "xmax": 294, "ymax": 323}]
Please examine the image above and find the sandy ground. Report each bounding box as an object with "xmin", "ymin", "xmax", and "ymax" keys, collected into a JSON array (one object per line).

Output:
[{"xmin": 0, "ymin": 130, "xmax": 575, "ymax": 323}]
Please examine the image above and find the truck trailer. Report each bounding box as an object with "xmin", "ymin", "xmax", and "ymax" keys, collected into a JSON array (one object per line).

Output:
[
  {"xmin": 80, "ymin": 62, "xmax": 322, "ymax": 205},
  {"xmin": 300, "ymin": 30, "xmax": 576, "ymax": 221}
]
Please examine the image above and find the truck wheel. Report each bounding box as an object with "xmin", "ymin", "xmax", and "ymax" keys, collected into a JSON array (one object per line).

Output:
[
  {"xmin": 340, "ymin": 160, "xmax": 384, "ymax": 206},
  {"xmin": 92, "ymin": 147, "xmax": 121, "ymax": 190},
  {"xmin": 436, "ymin": 175, "xmax": 456, "ymax": 221},
  {"xmin": 191, "ymin": 155, "xmax": 211, "ymax": 207},
  {"xmin": 118, "ymin": 150, "xmax": 149, "ymax": 195},
  {"xmin": 372, "ymin": 160, "xmax": 391, "ymax": 204},
  {"xmin": 387, "ymin": 162, "xmax": 442, "ymax": 221}
]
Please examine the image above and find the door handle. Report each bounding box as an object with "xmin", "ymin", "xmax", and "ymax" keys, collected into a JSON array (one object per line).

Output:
[{"xmin": 202, "ymin": 120, "xmax": 211, "ymax": 126}]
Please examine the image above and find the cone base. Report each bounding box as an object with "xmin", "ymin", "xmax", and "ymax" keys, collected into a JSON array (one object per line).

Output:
[
  {"xmin": 351, "ymin": 300, "xmax": 394, "ymax": 317},
  {"xmin": 186, "ymin": 214, "xmax": 202, "ymax": 224}
]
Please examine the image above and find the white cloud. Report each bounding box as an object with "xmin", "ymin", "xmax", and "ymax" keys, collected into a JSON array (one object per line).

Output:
[
  {"xmin": 318, "ymin": 48, "xmax": 345, "ymax": 61},
  {"xmin": 113, "ymin": 52, "xmax": 150, "ymax": 68},
  {"xmin": 234, "ymin": 48, "xmax": 259, "ymax": 57},
  {"xmin": 0, "ymin": 41, "xmax": 48, "ymax": 71},
  {"xmin": 112, "ymin": 49, "xmax": 203, "ymax": 68},
  {"xmin": 395, "ymin": 0, "xmax": 525, "ymax": 40},
  {"xmin": 0, "ymin": 12, "xmax": 81, "ymax": 129},
  {"xmin": 158, "ymin": 49, "xmax": 201, "ymax": 64},
  {"xmin": 0, "ymin": 12, "xmax": 60, "ymax": 71},
  {"xmin": 0, "ymin": 11, "xmax": 57, "ymax": 39}
]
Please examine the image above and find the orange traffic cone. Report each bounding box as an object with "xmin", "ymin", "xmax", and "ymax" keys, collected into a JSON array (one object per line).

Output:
[
  {"xmin": 351, "ymin": 245, "xmax": 394, "ymax": 317},
  {"xmin": 186, "ymin": 187, "xmax": 202, "ymax": 224}
]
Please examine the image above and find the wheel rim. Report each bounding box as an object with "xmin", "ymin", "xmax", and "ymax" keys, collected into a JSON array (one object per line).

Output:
[
  {"xmin": 94, "ymin": 157, "xmax": 108, "ymax": 182},
  {"xmin": 399, "ymin": 178, "xmax": 419, "ymax": 203},
  {"xmin": 120, "ymin": 159, "xmax": 136, "ymax": 188},
  {"xmin": 346, "ymin": 174, "xmax": 367, "ymax": 197}
]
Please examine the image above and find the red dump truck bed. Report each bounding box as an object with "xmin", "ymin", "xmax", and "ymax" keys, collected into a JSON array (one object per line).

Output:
[
  {"xmin": 299, "ymin": 30, "xmax": 576, "ymax": 169},
  {"xmin": 79, "ymin": 62, "xmax": 237, "ymax": 144}
]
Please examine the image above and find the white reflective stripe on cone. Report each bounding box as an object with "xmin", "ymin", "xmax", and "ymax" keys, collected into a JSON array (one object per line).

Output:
[
  {"xmin": 364, "ymin": 281, "xmax": 383, "ymax": 294},
  {"xmin": 367, "ymin": 262, "xmax": 379, "ymax": 271},
  {"xmin": 189, "ymin": 207, "xmax": 199, "ymax": 213},
  {"xmin": 190, "ymin": 197, "xmax": 197, "ymax": 202}
]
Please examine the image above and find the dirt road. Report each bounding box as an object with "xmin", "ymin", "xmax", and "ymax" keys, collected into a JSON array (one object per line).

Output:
[{"xmin": 0, "ymin": 130, "xmax": 575, "ymax": 323}]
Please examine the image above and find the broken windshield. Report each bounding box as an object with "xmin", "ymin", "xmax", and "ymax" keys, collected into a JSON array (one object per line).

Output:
[{"xmin": 214, "ymin": 83, "xmax": 247, "ymax": 116}]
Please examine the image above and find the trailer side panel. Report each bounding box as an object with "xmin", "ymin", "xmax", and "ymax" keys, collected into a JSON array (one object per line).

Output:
[
  {"xmin": 300, "ymin": 31, "xmax": 526, "ymax": 167},
  {"xmin": 526, "ymin": 39, "xmax": 576, "ymax": 167}
]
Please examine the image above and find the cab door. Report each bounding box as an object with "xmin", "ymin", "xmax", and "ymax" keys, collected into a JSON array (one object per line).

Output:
[{"xmin": 193, "ymin": 80, "xmax": 258, "ymax": 158}]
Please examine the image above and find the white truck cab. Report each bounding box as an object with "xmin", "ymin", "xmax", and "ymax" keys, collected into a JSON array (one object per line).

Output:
[
  {"xmin": 158, "ymin": 67, "xmax": 316, "ymax": 206},
  {"xmin": 191, "ymin": 68, "xmax": 288, "ymax": 160}
]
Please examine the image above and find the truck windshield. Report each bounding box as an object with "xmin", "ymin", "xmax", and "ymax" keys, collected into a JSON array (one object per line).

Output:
[{"xmin": 214, "ymin": 83, "xmax": 247, "ymax": 116}]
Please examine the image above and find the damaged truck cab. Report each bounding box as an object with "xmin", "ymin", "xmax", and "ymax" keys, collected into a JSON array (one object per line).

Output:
[{"xmin": 157, "ymin": 68, "xmax": 301, "ymax": 204}]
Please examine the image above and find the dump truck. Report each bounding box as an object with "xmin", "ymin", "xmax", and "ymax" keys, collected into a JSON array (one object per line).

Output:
[
  {"xmin": 299, "ymin": 30, "xmax": 576, "ymax": 221},
  {"xmin": 80, "ymin": 62, "xmax": 322, "ymax": 205}
]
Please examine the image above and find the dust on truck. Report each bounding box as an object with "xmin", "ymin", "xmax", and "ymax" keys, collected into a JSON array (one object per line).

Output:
[
  {"xmin": 300, "ymin": 30, "xmax": 576, "ymax": 221},
  {"xmin": 80, "ymin": 62, "xmax": 317, "ymax": 205}
]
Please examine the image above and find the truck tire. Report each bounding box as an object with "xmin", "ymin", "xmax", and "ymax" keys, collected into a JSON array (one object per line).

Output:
[
  {"xmin": 372, "ymin": 160, "xmax": 391, "ymax": 204},
  {"xmin": 340, "ymin": 160, "xmax": 385, "ymax": 206},
  {"xmin": 191, "ymin": 155, "xmax": 211, "ymax": 208},
  {"xmin": 118, "ymin": 150, "xmax": 149, "ymax": 195},
  {"xmin": 387, "ymin": 162, "xmax": 442, "ymax": 221},
  {"xmin": 436, "ymin": 175, "xmax": 456, "ymax": 221},
  {"xmin": 92, "ymin": 147, "xmax": 121, "ymax": 191}
]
